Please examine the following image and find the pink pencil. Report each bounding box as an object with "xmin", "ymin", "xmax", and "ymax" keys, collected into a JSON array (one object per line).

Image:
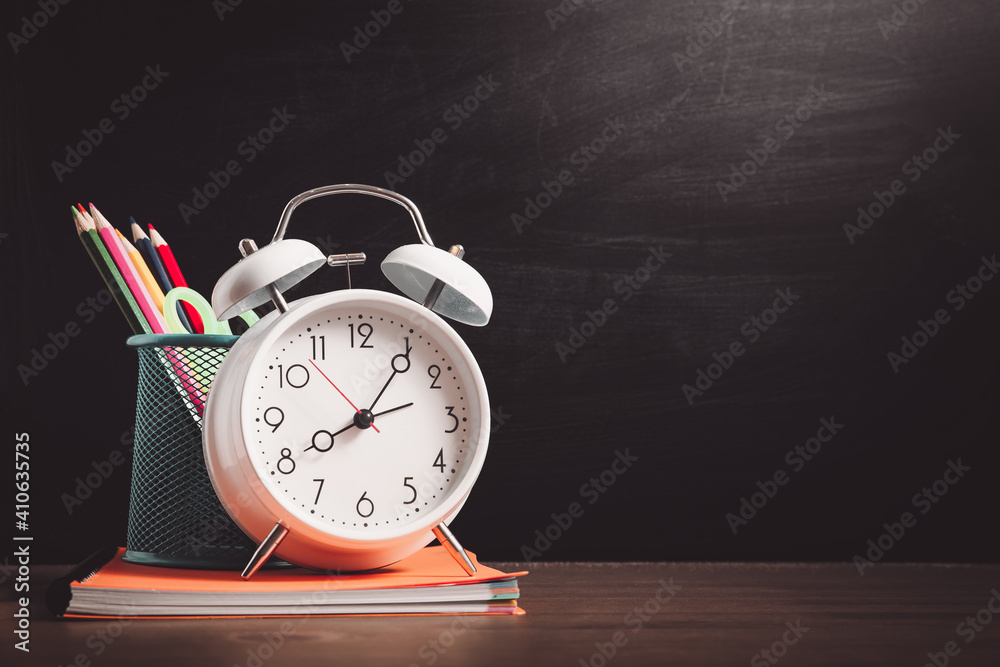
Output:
[
  {"xmin": 91, "ymin": 204, "xmax": 168, "ymax": 333},
  {"xmin": 91, "ymin": 204, "xmax": 208, "ymax": 417}
]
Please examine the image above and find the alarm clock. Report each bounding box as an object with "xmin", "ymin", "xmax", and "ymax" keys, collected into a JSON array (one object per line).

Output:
[{"xmin": 202, "ymin": 184, "xmax": 494, "ymax": 579}]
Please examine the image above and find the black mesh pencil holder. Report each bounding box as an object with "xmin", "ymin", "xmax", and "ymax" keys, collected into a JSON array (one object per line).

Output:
[{"xmin": 123, "ymin": 333, "xmax": 258, "ymax": 569}]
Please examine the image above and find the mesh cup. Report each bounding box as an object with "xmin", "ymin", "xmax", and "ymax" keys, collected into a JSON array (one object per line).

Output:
[{"xmin": 123, "ymin": 334, "xmax": 257, "ymax": 569}]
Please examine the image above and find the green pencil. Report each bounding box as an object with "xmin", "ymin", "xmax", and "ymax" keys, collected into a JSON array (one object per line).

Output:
[{"xmin": 73, "ymin": 206, "xmax": 153, "ymax": 334}]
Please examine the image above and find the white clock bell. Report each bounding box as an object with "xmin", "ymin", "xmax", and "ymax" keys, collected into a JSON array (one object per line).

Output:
[{"xmin": 202, "ymin": 184, "xmax": 493, "ymax": 579}]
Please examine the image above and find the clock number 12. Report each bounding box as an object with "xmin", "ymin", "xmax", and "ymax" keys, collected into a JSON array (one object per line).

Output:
[{"xmin": 349, "ymin": 323, "xmax": 374, "ymax": 348}]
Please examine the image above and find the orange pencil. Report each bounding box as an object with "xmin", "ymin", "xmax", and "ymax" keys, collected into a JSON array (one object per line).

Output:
[
  {"xmin": 91, "ymin": 204, "xmax": 167, "ymax": 333},
  {"xmin": 117, "ymin": 229, "xmax": 166, "ymax": 313},
  {"xmin": 149, "ymin": 224, "xmax": 204, "ymax": 334}
]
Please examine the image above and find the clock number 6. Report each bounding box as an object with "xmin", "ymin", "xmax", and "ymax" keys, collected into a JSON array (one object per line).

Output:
[
  {"xmin": 356, "ymin": 491, "xmax": 374, "ymax": 517},
  {"xmin": 403, "ymin": 477, "xmax": 417, "ymax": 504}
]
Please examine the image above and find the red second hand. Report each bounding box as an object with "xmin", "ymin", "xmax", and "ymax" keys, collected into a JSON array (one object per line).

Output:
[{"xmin": 307, "ymin": 359, "xmax": 380, "ymax": 433}]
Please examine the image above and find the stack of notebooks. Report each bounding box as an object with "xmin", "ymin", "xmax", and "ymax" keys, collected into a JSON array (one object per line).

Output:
[{"xmin": 47, "ymin": 547, "xmax": 526, "ymax": 618}]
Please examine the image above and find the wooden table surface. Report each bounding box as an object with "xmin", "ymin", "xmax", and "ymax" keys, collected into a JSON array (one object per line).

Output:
[{"xmin": 5, "ymin": 561, "xmax": 1000, "ymax": 666}]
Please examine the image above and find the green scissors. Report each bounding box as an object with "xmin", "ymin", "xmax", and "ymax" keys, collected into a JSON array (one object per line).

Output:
[{"xmin": 164, "ymin": 287, "xmax": 260, "ymax": 334}]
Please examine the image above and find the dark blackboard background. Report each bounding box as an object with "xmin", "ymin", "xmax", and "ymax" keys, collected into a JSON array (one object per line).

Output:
[{"xmin": 4, "ymin": 0, "xmax": 999, "ymax": 566}]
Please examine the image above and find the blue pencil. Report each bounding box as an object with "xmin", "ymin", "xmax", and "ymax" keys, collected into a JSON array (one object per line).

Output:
[{"xmin": 131, "ymin": 217, "xmax": 194, "ymax": 333}]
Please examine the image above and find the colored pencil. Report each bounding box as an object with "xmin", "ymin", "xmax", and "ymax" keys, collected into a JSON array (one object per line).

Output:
[
  {"xmin": 149, "ymin": 224, "xmax": 204, "ymax": 334},
  {"xmin": 72, "ymin": 207, "xmax": 152, "ymax": 334},
  {"xmin": 117, "ymin": 229, "xmax": 166, "ymax": 313},
  {"xmin": 91, "ymin": 204, "xmax": 168, "ymax": 334},
  {"xmin": 132, "ymin": 218, "xmax": 193, "ymax": 333}
]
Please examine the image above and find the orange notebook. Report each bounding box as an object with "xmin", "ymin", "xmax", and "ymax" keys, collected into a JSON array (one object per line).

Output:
[{"xmin": 47, "ymin": 547, "xmax": 526, "ymax": 618}]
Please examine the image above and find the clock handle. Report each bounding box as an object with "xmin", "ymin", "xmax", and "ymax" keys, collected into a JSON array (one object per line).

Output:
[
  {"xmin": 432, "ymin": 522, "xmax": 477, "ymax": 577},
  {"xmin": 272, "ymin": 184, "xmax": 435, "ymax": 247},
  {"xmin": 241, "ymin": 522, "xmax": 289, "ymax": 580}
]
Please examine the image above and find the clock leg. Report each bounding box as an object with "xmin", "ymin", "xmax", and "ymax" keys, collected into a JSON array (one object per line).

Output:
[
  {"xmin": 432, "ymin": 522, "xmax": 477, "ymax": 576},
  {"xmin": 241, "ymin": 522, "xmax": 289, "ymax": 580}
]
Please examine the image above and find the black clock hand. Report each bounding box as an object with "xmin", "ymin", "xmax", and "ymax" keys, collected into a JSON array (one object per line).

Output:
[
  {"xmin": 372, "ymin": 402, "xmax": 414, "ymax": 418},
  {"xmin": 305, "ymin": 421, "xmax": 359, "ymax": 453},
  {"xmin": 331, "ymin": 423, "xmax": 356, "ymax": 437},
  {"xmin": 369, "ymin": 337, "xmax": 412, "ymax": 412}
]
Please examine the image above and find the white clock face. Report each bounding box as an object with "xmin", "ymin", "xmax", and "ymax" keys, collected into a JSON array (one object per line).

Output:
[{"xmin": 239, "ymin": 292, "xmax": 487, "ymax": 541}]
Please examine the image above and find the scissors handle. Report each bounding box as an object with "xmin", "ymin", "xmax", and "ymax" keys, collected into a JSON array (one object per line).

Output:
[{"xmin": 165, "ymin": 287, "xmax": 259, "ymax": 334}]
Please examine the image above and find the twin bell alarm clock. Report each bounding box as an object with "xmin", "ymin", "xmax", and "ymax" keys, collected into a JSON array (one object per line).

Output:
[{"xmin": 202, "ymin": 184, "xmax": 494, "ymax": 579}]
